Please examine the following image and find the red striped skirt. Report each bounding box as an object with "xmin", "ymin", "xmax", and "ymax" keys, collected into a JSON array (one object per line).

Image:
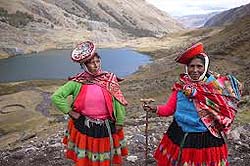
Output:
[
  {"xmin": 154, "ymin": 119, "xmax": 228, "ymax": 166},
  {"xmin": 62, "ymin": 116, "xmax": 128, "ymax": 166}
]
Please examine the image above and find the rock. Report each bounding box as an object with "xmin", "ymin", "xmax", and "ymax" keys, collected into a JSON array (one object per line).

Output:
[
  {"xmin": 229, "ymin": 126, "xmax": 245, "ymax": 140},
  {"xmin": 11, "ymin": 151, "xmax": 25, "ymax": 160},
  {"xmin": 127, "ymin": 155, "xmax": 138, "ymax": 162},
  {"xmin": 20, "ymin": 133, "xmax": 37, "ymax": 142},
  {"xmin": 48, "ymin": 139, "xmax": 57, "ymax": 145},
  {"xmin": 131, "ymin": 134, "xmax": 145, "ymax": 144},
  {"xmin": 3, "ymin": 47, "xmax": 25, "ymax": 56},
  {"xmin": 49, "ymin": 142, "xmax": 62, "ymax": 148},
  {"xmin": 23, "ymin": 38, "xmax": 37, "ymax": 45},
  {"xmin": 25, "ymin": 147, "xmax": 38, "ymax": 153},
  {"xmin": 36, "ymin": 142, "xmax": 43, "ymax": 148}
]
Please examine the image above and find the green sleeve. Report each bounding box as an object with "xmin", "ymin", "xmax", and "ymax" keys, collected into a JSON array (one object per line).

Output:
[
  {"xmin": 113, "ymin": 98, "xmax": 126, "ymax": 125},
  {"xmin": 51, "ymin": 81, "xmax": 81, "ymax": 114}
]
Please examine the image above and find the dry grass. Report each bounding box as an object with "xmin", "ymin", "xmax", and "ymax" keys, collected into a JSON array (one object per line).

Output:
[
  {"xmin": 0, "ymin": 16, "xmax": 250, "ymax": 149},
  {"xmin": 236, "ymin": 110, "xmax": 250, "ymax": 124},
  {"xmin": 0, "ymin": 90, "xmax": 49, "ymax": 147}
]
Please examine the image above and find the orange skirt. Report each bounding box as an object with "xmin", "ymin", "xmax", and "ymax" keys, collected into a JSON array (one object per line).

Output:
[{"xmin": 63, "ymin": 118, "xmax": 128, "ymax": 166}]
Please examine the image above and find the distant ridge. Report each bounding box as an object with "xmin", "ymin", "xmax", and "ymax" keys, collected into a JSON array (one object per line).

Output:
[
  {"xmin": 204, "ymin": 3, "xmax": 250, "ymax": 27},
  {"xmin": 0, "ymin": 0, "xmax": 184, "ymax": 57},
  {"xmin": 176, "ymin": 12, "xmax": 218, "ymax": 29}
]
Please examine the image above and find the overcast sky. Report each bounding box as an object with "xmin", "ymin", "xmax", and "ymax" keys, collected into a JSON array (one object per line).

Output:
[{"xmin": 146, "ymin": 0, "xmax": 250, "ymax": 16}]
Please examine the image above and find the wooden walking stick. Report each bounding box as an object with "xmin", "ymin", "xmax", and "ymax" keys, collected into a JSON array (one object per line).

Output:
[{"xmin": 140, "ymin": 98, "xmax": 155, "ymax": 166}]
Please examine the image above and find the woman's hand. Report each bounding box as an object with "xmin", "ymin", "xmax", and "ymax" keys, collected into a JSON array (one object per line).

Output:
[
  {"xmin": 142, "ymin": 103, "xmax": 157, "ymax": 113},
  {"xmin": 68, "ymin": 110, "xmax": 81, "ymax": 120}
]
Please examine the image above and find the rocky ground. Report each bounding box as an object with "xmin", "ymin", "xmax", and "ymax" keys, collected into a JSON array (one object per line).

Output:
[
  {"xmin": 0, "ymin": 110, "xmax": 250, "ymax": 166},
  {"xmin": 0, "ymin": 64, "xmax": 249, "ymax": 166},
  {"xmin": 1, "ymin": 28, "xmax": 250, "ymax": 165}
]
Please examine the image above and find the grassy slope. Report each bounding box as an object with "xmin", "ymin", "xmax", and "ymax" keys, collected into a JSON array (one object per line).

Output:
[
  {"xmin": 204, "ymin": 15, "xmax": 250, "ymax": 94},
  {"xmin": 122, "ymin": 16, "xmax": 250, "ymax": 124},
  {"xmin": 0, "ymin": 17, "xmax": 249, "ymax": 148},
  {"xmin": 0, "ymin": 80, "xmax": 66, "ymax": 148}
]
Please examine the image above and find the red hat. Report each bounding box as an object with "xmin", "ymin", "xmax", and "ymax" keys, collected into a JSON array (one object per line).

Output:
[
  {"xmin": 175, "ymin": 42, "xmax": 205, "ymax": 64},
  {"xmin": 71, "ymin": 41, "xmax": 96, "ymax": 63}
]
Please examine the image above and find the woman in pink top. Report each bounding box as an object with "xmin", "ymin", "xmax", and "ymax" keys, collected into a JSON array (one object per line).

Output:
[{"xmin": 52, "ymin": 41, "xmax": 128, "ymax": 166}]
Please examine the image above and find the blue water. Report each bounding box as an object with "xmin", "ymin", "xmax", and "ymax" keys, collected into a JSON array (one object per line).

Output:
[{"xmin": 0, "ymin": 48, "xmax": 151, "ymax": 82}]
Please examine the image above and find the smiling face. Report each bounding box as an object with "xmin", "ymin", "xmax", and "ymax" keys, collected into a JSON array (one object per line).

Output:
[
  {"xmin": 187, "ymin": 57, "xmax": 205, "ymax": 81},
  {"xmin": 84, "ymin": 55, "xmax": 101, "ymax": 74}
]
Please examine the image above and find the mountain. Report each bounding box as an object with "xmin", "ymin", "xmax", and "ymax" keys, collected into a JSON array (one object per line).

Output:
[
  {"xmin": 0, "ymin": 0, "xmax": 183, "ymax": 58},
  {"xmin": 203, "ymin": 15, "xmax": 250, "ymax": 90},
  {"xmin": 204, "ymin": 15, "xmax": 250, "ymax": 59},
  {"xmin": 1, "ymin": 2, "xmax": 250, "ymax": 166},
  {"xmin": 204, "ymin": 3, "xmax": 250, "ymax": 27},
  {"xmin": 176, "ymin": 12, "xmax": 218, "ymax": 29}
]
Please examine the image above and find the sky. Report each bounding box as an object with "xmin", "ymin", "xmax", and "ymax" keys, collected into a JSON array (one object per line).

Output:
[{"xmin": 146, "ymin": 0, "xmax": 250, "ymax": 16}]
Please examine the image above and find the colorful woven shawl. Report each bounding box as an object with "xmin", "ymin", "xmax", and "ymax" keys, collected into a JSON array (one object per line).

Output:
[
  {"xmin": 173, "ymin": 72, "xmax": 242, "ymax": 138},
  {"xmin": 69, "ymin": 70, "xmax": 128, "ymax": 106}
]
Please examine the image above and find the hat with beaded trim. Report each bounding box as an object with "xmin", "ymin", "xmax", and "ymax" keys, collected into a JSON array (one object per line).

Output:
[{"xmin": 71, "ymin": 41, "xmax": 96, "ymax": 63}]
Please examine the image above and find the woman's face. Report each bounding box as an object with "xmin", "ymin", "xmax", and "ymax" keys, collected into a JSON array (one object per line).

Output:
[
  {"xmin": 187, "ymin": 58, "xmax": 205, "ymax": 80},
  {"xmin": 84, "ymin": 55, "xmax": 101, "ymax": 74}
]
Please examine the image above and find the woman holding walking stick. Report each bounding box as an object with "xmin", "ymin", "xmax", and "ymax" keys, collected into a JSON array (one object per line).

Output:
[{"xmin": 142, "ymin": 42, "xmax": 242, "ymax": 166}]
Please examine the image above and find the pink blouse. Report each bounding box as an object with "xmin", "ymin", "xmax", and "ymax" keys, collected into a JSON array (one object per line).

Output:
[{"xmin": 81, "ymin": 84, "xmax": 110, "ymax": 119}]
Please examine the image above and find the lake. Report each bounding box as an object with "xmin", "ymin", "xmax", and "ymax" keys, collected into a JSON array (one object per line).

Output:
[{"xmin": 0, "ymin": 48, "xmax": 151, "ymax": 83}]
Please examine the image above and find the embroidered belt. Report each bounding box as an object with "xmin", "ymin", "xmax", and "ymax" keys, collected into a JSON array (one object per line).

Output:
[{"xmin": 84, "ymin": 116, "xmax": 106, "ymax": 127}]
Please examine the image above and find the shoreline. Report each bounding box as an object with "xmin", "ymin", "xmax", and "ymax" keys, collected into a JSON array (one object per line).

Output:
[
  {"xmin": 0, "ymin": 46, "xmax": 153, "ymax": 84},
  {"xmin": 0, "ymin": 37, "xmax": 144, "ymax": 60},
  {"xmin": 1, "ymin": 30, "xmax": 250, "ymax": 165}
]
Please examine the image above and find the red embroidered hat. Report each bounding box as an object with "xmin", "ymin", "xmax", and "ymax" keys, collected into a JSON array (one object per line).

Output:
[
  {"xmin": 71, "ymin": 41, "xmax": 96, "ymax": 63},
  {"xmin": 175, "ymin": 42, "xmax": 205, "ymax": 64}
]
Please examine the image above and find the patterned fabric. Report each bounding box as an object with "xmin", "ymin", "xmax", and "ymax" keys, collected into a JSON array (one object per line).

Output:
[
  {"xmin": 173, "ymin": 72, "xmax": 242, "ymax": 138},
  {"xmin": 154, "ymin": 119, "xmax": 228, "ymax": 166},
  {"xmin": 69, "ymin": 71, "xmax": 128, "ymax": 106},
  {"xmin": 63, "ymin": 119, "xmax": 128, "ymax": 166},
  {"xmin": 155, "ymin": 135, "xmax": 228, "ymax": 166},
  {"xmin": 71, "ymin": 41, "xmax": 95, "ymax": 63}
]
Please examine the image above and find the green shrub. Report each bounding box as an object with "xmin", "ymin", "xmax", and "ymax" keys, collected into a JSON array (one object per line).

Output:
[
  {"xmin": 0, "ymin": 7, "xmax": 34, "ymax": 28},
  {"xmin": 0, "ymin": 7, "xmax": 8, "ymax": 17}
]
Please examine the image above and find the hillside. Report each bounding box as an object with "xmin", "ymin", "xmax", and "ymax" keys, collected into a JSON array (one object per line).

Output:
[
  {"xmin": 0, "ymin": 1, "xmax": 250, "ymax": 166},
  {"xmin": 1, "ymin": 15, "xmax": 250, "ymax": 165},
  {"xmin": 0, "ymin": 0, "xmax": 183, "ymax": 58},
  {"xmin": 203, "ymin": 15, "xmax": 250, "ymax": 94},
  {"xmin": 176, "ymin": 12, "xmax": 218, "ymax": 29},
  {"xmin": 204, "ymin": 3, "xmax": 250, "ymax": 27}
]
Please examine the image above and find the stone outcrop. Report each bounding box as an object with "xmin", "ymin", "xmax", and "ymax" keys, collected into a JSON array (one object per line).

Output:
[{"xmin": 0, "ymin": 0, "xmax": 183, "ymax": 58}]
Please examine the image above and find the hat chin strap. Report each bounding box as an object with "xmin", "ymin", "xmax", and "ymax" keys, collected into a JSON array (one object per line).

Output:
[{"xmin": 185, "ymin": 55, "xmax": 209, "ymax": 81}]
